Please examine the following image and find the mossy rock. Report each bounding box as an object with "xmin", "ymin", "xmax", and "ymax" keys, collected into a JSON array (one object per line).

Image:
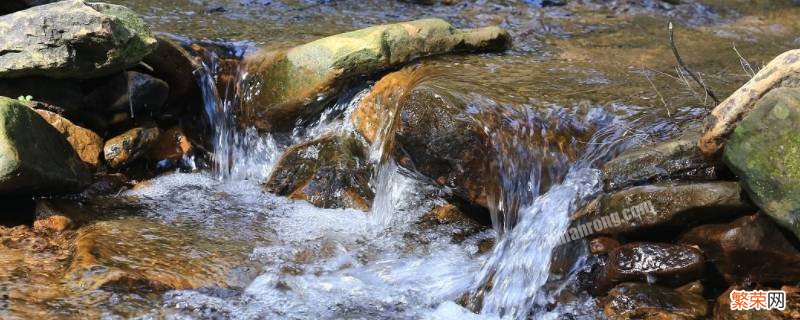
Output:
[{"xmin": 723, "ymin": 87, "xmax": 800, "ymax": 240}]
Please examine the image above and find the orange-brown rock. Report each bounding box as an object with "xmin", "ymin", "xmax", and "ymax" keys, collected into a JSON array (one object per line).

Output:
[
  {"xmin": 147, "ymin": 127, "xmax": 193, "ymax": 161},
  {"xmin": 34, "ymin": 109, "xmax": 103, "ymax": 167}
]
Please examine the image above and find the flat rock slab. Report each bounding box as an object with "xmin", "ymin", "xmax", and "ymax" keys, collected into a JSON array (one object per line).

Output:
[
  {"xmin": 242, "ymin": 18, "xmax": 510, "ymax": 131},
  {"xmin": 0, "ymin": 0, "xmax": 156, "ymax": 79}
]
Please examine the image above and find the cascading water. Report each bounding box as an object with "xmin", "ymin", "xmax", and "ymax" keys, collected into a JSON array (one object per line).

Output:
[{"xmin": 192, "ymin": 44, "xmax": 280, "ymax": 181}]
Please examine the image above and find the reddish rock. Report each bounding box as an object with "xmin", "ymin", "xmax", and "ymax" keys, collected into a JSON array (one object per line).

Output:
[
  {"xmin": 147, "ymin": 127, "xmax": 193, "ymax": 161},
  {"xmin": 603, "ymin": 282, "xmax": 708, "ymax": 320},
  {"xmin": 589, "ymin": 237, "xmax": 620, "ymax": 255},
  {"xmin": 34, "ymin": 109, "xmax": 103, "ymax": 167},
  {"xmin": 679, "ymin": 213, "xmax": 800, "ymax": 284}
]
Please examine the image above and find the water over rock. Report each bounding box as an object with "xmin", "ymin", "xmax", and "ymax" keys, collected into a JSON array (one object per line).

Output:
[
  {"xmin": 602, "ymin": 131, "xmax": 719, "ymax": 191},
  {"xmin": 242, "ymin": 18, "xmax": 510, "ymax": 131},
  {"xmin": 264, "ymin": 133, "xmax": 374, "ymax": 210},
  {"xmin": 596, "ymin": 242, "xmax": 704, "ymax": 291},
  {"xmin": 723, "ymin": 87, "xmax": 800, "ymax": 241},
  {"xmin": 0, "ymin": 0, "xmax": 157, "ymax": 79},
  {"xmin": 34, "ymin": 109, "xmax": 104, "ymax": 167},
  {"xmin": 103, "ymin": 127, "xmax": 160, "ymax": 168},
  {"xmin": 0, "ymin": 97, "xmax": 90, "ymax": 195},
  {"xmin": 602, "ymin": 282, "xmax": 708, "ymax": 320},
  {"xmin": 679, "ymin": 213, "xmax": 800, "ymax": 284},
  {"xmin": 574, "ymin": 181, "xmax": 753, "ymax": 235}
]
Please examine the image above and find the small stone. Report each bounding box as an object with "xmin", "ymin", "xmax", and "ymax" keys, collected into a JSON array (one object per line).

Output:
[
  {"xmin": 589, "ymin": 237, "xmax": 620, "ymax": 255},
  {"xmin": 597, "ymin": 242, "xmax": 704, "ymax": 291},
  {"xmin": 104, "ymin": 127, "xmax": 161, "ymax": 168},
  {"xmin": 33, "ymin": 215, "xmax": 73, "ymax": 233},
  {"xmin": 147, "ymin": 127, "xmax": 193, "ymax": 161}
]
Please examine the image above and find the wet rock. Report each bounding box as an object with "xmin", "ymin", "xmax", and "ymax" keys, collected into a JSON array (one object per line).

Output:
[
  {"xmin": 67, "ymin": 218, "xmax": 249, "ymax": 291},
  {"xmin": 701, "ymin": 49, "xmax": 800, "ymax": 156},
  {"xmin": 603, "ymin": 282, "xmax": 708, "ymax": 320},
  {"xmin": 712, "ymin": 286, "xmax": 800, "ymax": 320},
  {"xmin": 420, "ymin": 203, "xmax": 471, "ymax": 225},
  {"xmin": 602, "ymin": 131, "xmax": 719, "ymax": 191},
  {"xmin": 103, "ymin": 127, "xmax": 160, "ymax": 168},
  {"xmin": 242, "ymin": 18, "xmax": 511, "ymax": 131},
  {"xmin": 723, "ymin": 87, "xmax": 800, "ymax": 241},
  {"xmin": 147, "ymin": 127, "xmax": 193, "ymax": 162},
  {"xmin": 142, "ymin": 36, "xmax": 202, "ymax": 117},
  {"xmin": 33, "ymin": 215, "xmax": 72, "ymax": 233},
  {"xmin": 0, "ymin": 97, "xmax": 90, "ymax": 195},
  {"xmin": 679, "ymin": 213, "xmax": 800, "ymax": 284},
  {"xmin": 0, "ymin": 77, "xmax": 84, "ymax": 113},
  {"xmin": 589, "ymin": 236, "xmax": 620, "ymax": 255},
  {"xmin": 264, "ymin": 133, "xmax": 374, "ymax": 210},
  {"xmin": 353, "ymin": 70, "xmax": 493, "ymax": 209},
  {"xmin": 80, "ymin": 173, "xmax": 131, "ymax": 198},
  {"xmin": 0, "ymin": 0, "xmax": 157, "ymax": 79},
  {"xmin": 34, "ymin": 110, "xmax": 103, "ymax": 167},
  {"xmin": 85, "ymin": 71, "xmax": 169, "ymax": 116},
  {"xmin": 576, "ymin": 181, "xmax": 754, "ymax": 235},
  {"xmin": 597, "ymin": 243, "xmax": 704, "ymax": 290}
]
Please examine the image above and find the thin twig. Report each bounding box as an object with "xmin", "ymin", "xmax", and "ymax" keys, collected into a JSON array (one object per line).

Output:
[
  {"xmin": 732, "ymin": 42, "xmax": 756, "ymax": 78},
  {"xmin": 668, "ymin": 21, "xmax": 720, "ymax": 105},
  {"xmin": 641, "ymin": 64, "xmax": 671, "ymax": 118}
]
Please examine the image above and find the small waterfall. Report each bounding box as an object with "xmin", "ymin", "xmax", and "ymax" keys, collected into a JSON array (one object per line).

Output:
[
  {"xmin": 191, "ymin": 44, "xmax": 279, "ymax": 181},
  {"xmin": 471, "ymin": 113, "xmax": 640, "ymax": 319}
]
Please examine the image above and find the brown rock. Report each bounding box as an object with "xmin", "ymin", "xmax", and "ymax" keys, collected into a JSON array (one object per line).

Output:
[
  {"xmin": 147, "ymin": 127, "xmax": 193, "ymax": 161},
  {"xmin": 143, "ymin": 36, "xmax": 202, "ymax": 116},
  {"xmin": 603, "ymin": 282, "xmax": 708, "ymax": 320},
  {"xmin": 103, "ymin": 127, "xmax": 160, "ymax": 168},
  {"xmin": 589, "ymin": 237, "xmax": 620, "ymax": 255},
  {"xmin": 597, "ymin": 243, "xmax": 704, "ymax": 291},
  {"xmin": 34, "ymin": 109, "xmax": 103, "ymax": 167},
  {"xmin": 679, "ymin": 213, "xmax": 800, "ymax": 284},
  {"xmin": 33, "ymin": 215, "xmax": 72, "ymax": 233},
  {"xmin": 575, "ymin": 181, "xmax": 754, "ymax": 236}
]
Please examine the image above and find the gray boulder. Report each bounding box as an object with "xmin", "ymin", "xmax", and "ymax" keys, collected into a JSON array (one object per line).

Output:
[
  {"xmin": 0, "ymin": 0, "xmax": 156, "ymax": 79},
  {"xmin": 0, "ymin": 97, "xmax": 90, "ymax": 195}
]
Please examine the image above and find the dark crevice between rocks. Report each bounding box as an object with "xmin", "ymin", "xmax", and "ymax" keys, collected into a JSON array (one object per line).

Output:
[{"xmin": 0, "ymin": 197, "xmax": 35, "ymax": 227}]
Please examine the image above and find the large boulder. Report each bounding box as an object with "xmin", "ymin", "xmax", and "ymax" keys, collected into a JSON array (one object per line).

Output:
[
  {"xmin": 0, "ymin": 97, "xmax": 90, "ymax": 195},
  {"xmin": 700, "ymin": 49, "xmax": 800, "ymax": 156},
  {"xmin": 723, "ymin": 87, "xmax": 800, "ymax": 240},
  {"xmin": 596, "ymin": 242, "xmax": 704, "ymax": 291},
  {"xmin": 35, "ymin": 110, "xmax": 103, "ymax": 167},
  {"xmin": 264, "ymin": 133, "xmax": 374, "ymax": 210},
  {"xmin": 602, "ymin": 282, "xmax": 708, "ymax": 320},
  {"xmin": 573, "ymin": 181, "xmax": 753, "ymax": 235},
  {"xmin": 679, "ymin": 213, "xmax": 800, "ymax": 284},
  {"xmin": 0, "ymin": 0, "xmax": 157, "ymax": 79},
  {"xmin": 242, "ymin": 18, "xmax": 510, "ymax": 131},
  {"xmin": 602, "ymin": 131, "xmax": 719, "ymax": 191}
]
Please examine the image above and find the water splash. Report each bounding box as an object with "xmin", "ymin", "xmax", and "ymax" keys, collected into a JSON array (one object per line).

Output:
[{"xmin": 192, "ymin": 43, "xmax": 280, "ymax": 181}]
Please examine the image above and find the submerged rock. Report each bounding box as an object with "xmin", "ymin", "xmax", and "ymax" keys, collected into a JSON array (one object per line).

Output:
[
  {"xmin": 679, "ymin": 213, "xmax": 800, "ymax": 284},
  {"xmin": 67, "ymin": 218, "xmax": 250, "ymax": 291},
  {"xmin": 723, "ymin": 87, "xmax": 800, "ymax": 241},
  {"xmin": 242, "ymin": 18, "xmax": 511, "ymax": 131},
  {"xmin": 103, "ymin": 127, "xmax": 160, "ymax": 168},
  {"xmin": 575, "ymin": 181, "xmax": 753, "ymax": 235},
  {"xmin": 603, "ymin": 282, "xmax": 708, "ymax": 320},
  {"xmin": 265, "ymin": 133, "xmax": 374, "ymax": 210},
  {"xmin": 602, "ymin": 131, "xmax": 719, "ymax": 191},
  {"xmin": 85, "ymin": 71, "xmax": 170, "ymax": 116},
  {"xmin": 34, "ymin": 110, "xmax": 104, "ymax": 167},
  {"xmin": 0, "ymin": 0, "xmax": 157, "ymax": 79},
  {"xmin": 597, "ymin": 242, "xmax": 704, "ymax": 291},
  {"xmin": 0, "ymin": 97, "xmax": 90, "ymax": 195},
  {"xmin": 700, "ymin": 49, "xmax": 800, "ymax": 156}
]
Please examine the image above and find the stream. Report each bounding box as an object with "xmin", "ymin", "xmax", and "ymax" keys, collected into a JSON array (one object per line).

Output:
[{"xmin": 3, "ymin": 0, "xmax": 800, "ymax": 319}]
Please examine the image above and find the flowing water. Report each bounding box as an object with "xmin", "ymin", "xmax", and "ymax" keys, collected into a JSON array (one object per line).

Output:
[{"xmin": 3, "ymin": 0, "xmax": 800, "ymax": 319}]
